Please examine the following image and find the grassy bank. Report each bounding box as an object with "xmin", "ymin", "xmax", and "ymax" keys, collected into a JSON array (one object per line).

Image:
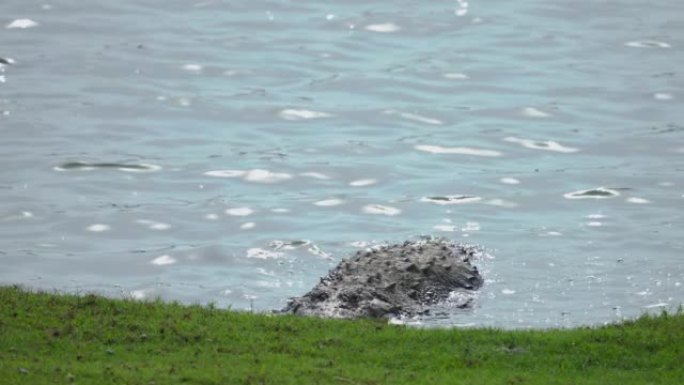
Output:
[{"xmin": 1, "ymin": 286, "xmax": 682, "ymax": 384}]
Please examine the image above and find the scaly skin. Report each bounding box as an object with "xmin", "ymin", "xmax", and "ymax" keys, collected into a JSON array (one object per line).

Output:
[{"xmin": 282, "ymin": 238, "xmax": 483, "ymax": 318}]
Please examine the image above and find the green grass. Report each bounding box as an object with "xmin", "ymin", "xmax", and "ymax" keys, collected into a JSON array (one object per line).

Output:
[{"xmin": 1, "ymin": 285, "xmax": 682, "ymax": 384}]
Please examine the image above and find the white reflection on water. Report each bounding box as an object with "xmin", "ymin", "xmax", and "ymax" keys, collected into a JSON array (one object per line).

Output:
[
  {"xmin": 654, "ymin": 92, "xmax": 674, "ymax": 100},
  {"xmin": 504, "ymin": 137, "xmax": 579, "ymax": 153},
  {"xmin": 462, "ymin": 222, "xmax": 481, "ymax": 232},
  {"xmin": 246, "ymin": 248, "xmax": 283, "ymax": 259},
  {"xmin": 384, "ymin": 110, "xmax": 443, "ymax": 125},
  {"xmin": 586, "ymin": 214, "xmax": 607, "ymax": 219},
  {"xmin": 86, "ymin": 224, "xmax": 110, "ymax": 232},
  {"xmin": 240, "ymin": 222, "xmax": 256, "ymax": 230},
  {"xmin": 455, "ymin": 0, "xmax": 469, "ymax": 17},
  {"xmin": 420, "ymin": 195, "xmax": 482, "ymax": 205},
  {"xmin": 270, "ymin": 208, "xmax": 291, "ymax": 214},
  {"xmin": 365, "ymin": 23, "xmax": 400, "ymax": 33},
  {"xmin": 225, "ymin": 207, "xmax": 254, "ymax": 216},
  {"xmin": 349, "ymin": 178, "xmax": 377, "ymax": 187},
  {"xmin": 204, "ymin": 170, "xmax": 244, "ymax": 178},
  {"xmin": 485, "ymin": 199, "xmax": 518, "ymax": 208},
  {"xmin": 136, "ymin": 219, "xmax": 171, "ymax": 230},
  {"xmin": 205, "ymin": 169, "xmax": 292, "ymax": 183},
  {"xmin": 434, "ymin": 224, "xmax": 457, "ymax": 232},
  {"xmin": 1, "ymin": 211, "xmax": 34, "ymax": 222},
  {"xmin": 626, "ymin": 197, "xmax": 650, "ymax": 204},
  {"xmin": 625, "ymin": 40, "xmax": 671, "ymax": 48},
  {"xmin": 151, "ymin": 255, "xmax": 176, "ymax": 266},
  {"xmin": 300, "ymin": 172, "xmax": 331, "ymax": 180},
  {"xmin": 415, "ymin": 144, "xmax": 503, "ymax": 157},
  {"xmin": 181, "ymin": 63, "xmax": 203, "ymax": 73},
  {"xmin": 314, "ymin": 199, "xmax": 344, "ymax": 207},
  {"xmin": 398, "ymin": 113, "xmax": 443, "ymax": 125},
  {"xmin": 444, "ymin": 72, "xmax": 469, "ymax": 80},
  {"xmin": 521, "ymin": 107, "xmax": 551, "ymax": 118},
  {"xmin": 500, "ymin": 177, "xmax": 521, "ymax": 185},
  {"xmin": 278, "ymin": 108, "xmax": 332, "ymax": 120},
  {"xmin": 362, "ymin": 204, "xmax": 402, "ymax": 216},
  {"xmin": 6, "ymin": 19, "xmax": 39, "ymax": 29}
]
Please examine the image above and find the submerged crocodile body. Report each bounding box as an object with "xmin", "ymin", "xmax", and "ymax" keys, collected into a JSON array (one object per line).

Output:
[{"xmin": 281, "ymin": 238, "xmax": 483, "ymax": 319}]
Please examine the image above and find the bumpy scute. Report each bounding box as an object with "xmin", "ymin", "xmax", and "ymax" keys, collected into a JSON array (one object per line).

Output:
[{"xmin": 282, "ymin": 238, "xmax": 483, "ymax": 318}]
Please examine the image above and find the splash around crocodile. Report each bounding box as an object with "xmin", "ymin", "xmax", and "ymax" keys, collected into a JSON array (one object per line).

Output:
[{"xmin": 281, "ymin": 238, "xmax": 484, "ymax": 319}]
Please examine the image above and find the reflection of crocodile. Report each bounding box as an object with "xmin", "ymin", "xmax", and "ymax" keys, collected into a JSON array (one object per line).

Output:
[{"xmin": 281, "ymin": 238, "xmax": 483, "ymax": 319}]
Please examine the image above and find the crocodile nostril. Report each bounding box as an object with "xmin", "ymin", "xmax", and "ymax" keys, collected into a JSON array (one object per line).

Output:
[{"xmin": 467, "ymin": 276, "xmax": 482, "ymax": 288}]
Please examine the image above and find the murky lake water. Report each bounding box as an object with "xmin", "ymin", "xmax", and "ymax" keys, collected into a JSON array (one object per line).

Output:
[{"xmin": 1, "ymin": 0, "xmax": 683, "ymax": 328}]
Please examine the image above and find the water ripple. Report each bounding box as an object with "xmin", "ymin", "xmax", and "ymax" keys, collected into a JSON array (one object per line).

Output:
[
  {"xmin": 563, "ymin": 187, "xmax": 621, "ymax": 200},
  {"xmin": 420, "ymin": 195, "xmax": 482, "ymax": 205},
  {"xmin": 362, "ymin": 204, "xmax": 402, "ymax": 216},
  {"xmin": 504, "ymin": 137, "xmax": 579, "ymax": 153},
  {"xmin": 54, "ymin": 162, "xmax": 162, "ymax": 172},
  {"xmin": 625, "ymin": 40, "xmax": 671, "ymax": 48},
  {"xmin": 415, "ymin": 144, "xmax": 503, "ymax": 157}
]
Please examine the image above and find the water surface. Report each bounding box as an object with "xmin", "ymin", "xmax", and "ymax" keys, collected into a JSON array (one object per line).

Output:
[{"xmin": 1, "ymin": 0, "xmax": 683, "ymax": 328}]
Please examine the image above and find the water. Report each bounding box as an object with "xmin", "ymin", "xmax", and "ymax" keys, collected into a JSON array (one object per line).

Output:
[{"xmin": 1, "ymin": 0, "xmax": 682, "ymax": 328}]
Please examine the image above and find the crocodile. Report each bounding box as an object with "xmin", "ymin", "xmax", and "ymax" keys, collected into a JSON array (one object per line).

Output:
[{"xmin": 281, "ymin": 238, "xmax": 483, "ymax": 319}]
